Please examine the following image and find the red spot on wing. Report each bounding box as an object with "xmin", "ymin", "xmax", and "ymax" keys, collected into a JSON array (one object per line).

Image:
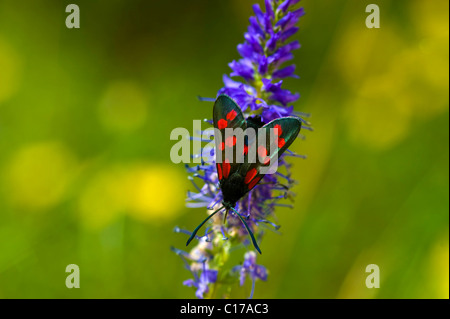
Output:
[
  {"xmin": 225, "ymin": 136, "xmax": 237, "ymax": 148},
  {"xmin": 258, "ymin": 145, "xmax": 269, "ymax": 164},
  {"xmin": 278, "ymin": 137, "xmax": 286, "ymax": 148},
  {"xmin": 218, "ymin": 119, "xmax": 228, "ymax": 130},
  {"xmin": 223, "ymin": 159, "xmax": 231, "ymax": 178},
  {"xmin": 217, "ymin": 163, "xmax": 223, "ymax": 180},
  {"xmin": 219, "ymin": 142, "xmax": 225, "ymax": 151},
  {"xmin": 274, "ymin": 124, "xmax": 282, "ymax": 136},
  {"xmin": 258, "ymin": 145, "xmax": 267, "ymax": 158},
  {"xmin": 243, "ymin": 145, "xmax": 248, "ymax": 155},
  {"xmin": 244, "ymin": 168, "xmax": 258, "ymax": 184},
  {"xmin": 248, "ymin": 176, "xmax": 262, "ymax": 190},
  {"xmin": 226, "ymin": 110, "xmax": 237, "ymax": 121}
]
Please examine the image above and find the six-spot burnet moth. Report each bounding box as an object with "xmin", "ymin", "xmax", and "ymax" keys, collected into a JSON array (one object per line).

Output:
[{"xmin": 186, "ymin": 95, "xmax": 302, "ymax": 254}]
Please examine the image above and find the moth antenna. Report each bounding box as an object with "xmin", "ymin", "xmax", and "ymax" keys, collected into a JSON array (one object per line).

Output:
[
  {"xmin": 186, "ymin": 206, "xmax": 225, "ymax": 247},
  {"xmin": 230, "ymin": 206, "xmax": 262, "ymax": 254}
]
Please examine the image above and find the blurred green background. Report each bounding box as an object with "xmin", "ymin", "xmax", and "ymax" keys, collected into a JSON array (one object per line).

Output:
[{"xmin": 0, "ymin": 0, "xmax": 448, "ymax": 298}]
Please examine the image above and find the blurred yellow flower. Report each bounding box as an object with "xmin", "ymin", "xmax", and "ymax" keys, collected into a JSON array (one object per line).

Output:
[
  {"xmin": 411, "ymin": 0, "xmax": 449, "ymax": 40},
  {"xmin": 78, "ymin": 163, "xmax": 185, "ymax": 229},
  {"xmin": 344, "ymin": 73, "xmax": 412, "ymax": 150},
  {"xmin": 336, "ymin": 0, "xmax": 448, "ymax": 150},
  {"xmin": 4, "ymin": 142, "xmax": 78, "ymax": 210},
  {"xmin": 127, "ymin": 164, "xmax": 185, "ymax": 223},
  {"xmin": 428, "ymin": 236, "xmax": 449, "ymax": 299}
]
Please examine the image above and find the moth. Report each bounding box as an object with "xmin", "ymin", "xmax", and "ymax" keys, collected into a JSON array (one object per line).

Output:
[{"xmin": 186, "ymin": 94, "xmax": 302, "ymax": 254}]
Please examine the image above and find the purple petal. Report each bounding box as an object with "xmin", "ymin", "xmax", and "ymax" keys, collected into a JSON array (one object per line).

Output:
[
  {"xmin": 265, "ymin": 0, "xmax": 275, "ymax": 20},
  {"xmin": 262, "ymin": 105, "xmax": 294, "ymax": 122},
  {"xmin": 262, "ymin": 78, "xmax": 283, "ymax": 92},
  {"xmin": 244, "ymin": 32, "xmax": 263, "ymax": 55},
  {"xmin": 283, "ymin": 40, "xmax": 301, "ymax": 52},
  {"xmin": 239, "ymin": 269, "xmax": 247, "ymax": 286},
  {"xmin": 195, "ymin": 284, "xmax": 208, "ymax": 299},
  {"xmin": 276, "ymin": 8, "xmax": 305, "ymax": 31},
  {"xmin": 276, "ymin": 11, "xmax": 293, "ymax": 29},
  {"xmin": 278, "ymin": 0, "xmax": 300, "ymax": 13},
  {"xmin": 237, "ymin": 43, "xmax": 255, "ymax": 60},
  {"xmin": 229, "ymin": 60, "xmax": 254, "ymax": 81},
  {"xmin": 263, "ymin": 14, "xmax": 273, "ymax": 33},
  {"xmin": 272, "ymin": 65, "xmax": 298, "ymax": 79},
  {"xmin": 258, "ymin": 55, "xmax": 268, "ymax": 75},
  {"xmin": 249, "ymin": 16, "xmax": 265, "ymax": 37},
  {"xmin": 268, "ymin": 51, "xmax": 294, "ymax": 68},
  {"xmin": 252, "ymin": 4, "xmax": 266, "ymax": 29},
  {"xmin": 271, "ymin": 90, "xmax": 300, "ymax": 106},
  {"xmin": 265, "ymin": 31, "xmax": 280, "ymax": 52},
  {"xmin": 222, "ymin": 74, "xmax": 243, "ymax": 89},
  {"xmin": 285, "ymin": 8, "xmax": 305, "ymax": 30},
  {"xmin": 255, "ymin": 265, "xmax": 268, "ymax": 281},
  {"xmin": 280, "ymin": 26, "xmax": 299, "ymax": 42},
  {"xmin": 183, "ymin": 279, "xmax": 196, "ymax": 287},
  {"xmin": 203, "ymin": 269, "xmax": 218, "ymax": 283}
]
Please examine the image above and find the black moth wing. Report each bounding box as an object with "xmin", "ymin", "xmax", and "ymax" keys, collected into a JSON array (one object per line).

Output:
[
  {"xmin": 237, "ymin": 117, "xmax": 302, "ymax": 192},
  {"xmin": 213, "ymin": 94, "xmax": 247, "ymax": 183}
]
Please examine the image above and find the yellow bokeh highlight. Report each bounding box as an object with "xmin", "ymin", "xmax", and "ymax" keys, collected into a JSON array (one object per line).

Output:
[
  {"xmin": 5, "ymin": 142, "xmax": 78, "ymax": 210},
  {"xmin": 344, "ymin": 73, "xmax": 412, "ymax": 150},
  {"xmin": 411, "ymin": 0, "xmax": 449, "ymax": 41},
  {"xmin": 127, "ymin": 164, "xmax": 185, "ymax": 222},
  {"xmin": 98, "ymin": 81, "xmax": 148, "ymax": 132},
  {"xmin": 427, "ymin": 236, "xmax": 449, "ymax": 299},
  {"xmin": 78, "ymin": 163, "xmax": 185, "ymax": 229},
  {"xmin": 0, "ymin": 36, "xmax": 22, "ymax": 104},
  {"xmin": 336, "ymin": 0, "xmax": 448, "ymax": 150}
]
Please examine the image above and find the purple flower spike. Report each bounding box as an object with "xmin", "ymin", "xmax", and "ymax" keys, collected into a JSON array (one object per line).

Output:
[{"xmin": 176, "ymin": 0, "xmax": 310, "ymax": 299}]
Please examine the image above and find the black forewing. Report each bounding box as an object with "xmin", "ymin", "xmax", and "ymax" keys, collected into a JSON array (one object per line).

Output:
[
  {"xmin": 213, "ymin": 95, "xmax": 247, "ymax": 181},
  {"xmin": 238, "ymin": 117, "xmax": 302, "ymax": 191}
]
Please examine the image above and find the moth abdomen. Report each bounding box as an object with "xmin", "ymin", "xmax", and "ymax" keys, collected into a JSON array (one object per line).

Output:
[{"xmin": 220, "ymin": 172, "xmax": 247, "ymax": 206}]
